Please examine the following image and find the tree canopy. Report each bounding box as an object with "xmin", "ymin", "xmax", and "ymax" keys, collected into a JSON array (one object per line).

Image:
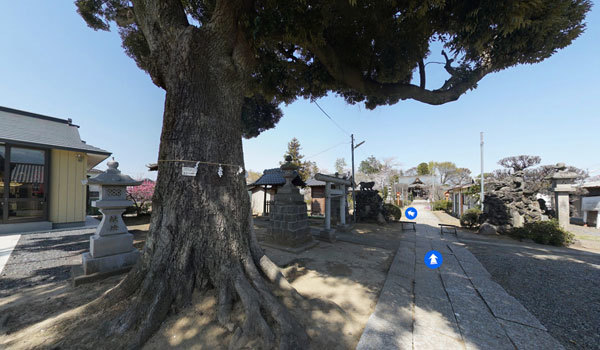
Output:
[
  {"xmin": 498, "ymin": 155, "xmax": 542, "ymax": 172},
  {"xmin": 417, "ymin": 162, "xmax": 430, "ymax": 175},
  {"xmin": 77, "ymin": 0, "xmax": 591, "ymax": 137},
  {"xmin": 334, "ymin": 158, "xmax": 347, "ymax": 174},
  {"xmin": 359, "ymin": 155, "xmax": 382, "ymax": 174}
]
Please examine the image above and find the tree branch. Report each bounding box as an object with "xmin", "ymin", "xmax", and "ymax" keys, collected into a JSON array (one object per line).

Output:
[
  {"xmin": 310, "ymin": 43, "xmax": 491, "ymax": 106},
  {"xmin": 418, "ymin": 59, "xmax": 426, "ymax": 89},
  {"xmin": 131, "ymin": 0, "xmax": 189, "ymax": 53}
]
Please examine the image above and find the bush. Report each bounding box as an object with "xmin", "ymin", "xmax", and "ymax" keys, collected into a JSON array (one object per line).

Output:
[
  {"xmin": 383, "ymin": 203, "xmax": 402, "ymax": 221},
  {"xmin": 432, "ymin": 200, "xmax": 452, "ymax": 212},
  {"xmin": 508, "ymin": 220, "xmax": 574, "ymax": 246},
  {"xmin": 460, "ymin": 208, "xmax": 481, "ymax": 228}
]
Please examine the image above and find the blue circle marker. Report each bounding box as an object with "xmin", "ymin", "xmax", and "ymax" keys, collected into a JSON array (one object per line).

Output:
[
  {"xmin": 405, "ymin": 207, "xmax": 418, "ymax": 220},
  {"xmin": 424, "ymin": 250, "xmax": 443, "ymax": 269}
]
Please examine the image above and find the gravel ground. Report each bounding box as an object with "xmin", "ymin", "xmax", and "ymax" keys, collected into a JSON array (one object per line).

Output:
[
  {"xmin": 463, "ymin": 238, "xmax": 600, "ymax": 349},
  {"xmin": 0, "ymin": 229, "xmax": 95, "ymax": 297}
]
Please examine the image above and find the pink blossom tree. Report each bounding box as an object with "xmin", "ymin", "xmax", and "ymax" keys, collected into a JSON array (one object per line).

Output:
[{"xmin": 127, "ymin": 179, "xmax": 155, "ymax": 215}]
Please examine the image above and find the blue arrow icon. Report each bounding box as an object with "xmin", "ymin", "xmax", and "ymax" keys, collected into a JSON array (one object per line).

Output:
[
  {"xmin": 405, "ymin": 207, "xmax": 418, "ymax": 220},
  {"xmin": 424, "ymin": 250, "xmax": 443, "ymax": 269}
]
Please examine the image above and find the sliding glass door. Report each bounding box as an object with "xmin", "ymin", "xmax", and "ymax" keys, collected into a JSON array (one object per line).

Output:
[{"xmin": 1, "ymin": 144, "xmax": 48, "ymax": 224}]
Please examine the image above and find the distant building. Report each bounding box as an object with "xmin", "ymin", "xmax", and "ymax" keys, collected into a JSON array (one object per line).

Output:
[
  {"xmin": 0, "ymin": 106, "xmax": 110, "ymax": 233},
  {"xmin": 395, "ymin": 175, "xmax": 441, "ymax": 200},
  {"xmin": 446, "ymin": 183, "xmax": 478, "ymax": 217},
  {"xmin": 579, "ymin": 181, "xmax": 600, "ymax": 228}
]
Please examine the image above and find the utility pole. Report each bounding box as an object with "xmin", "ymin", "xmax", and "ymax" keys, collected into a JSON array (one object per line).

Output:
[
  {"xmin": 480, "ymin": 132, "xmax": 484, "ymax": 211},
  {"xmin": 351, "ymin": 134, "xmax": 355, "ymax": 223},
  {"xmin": 351, "ymin": 134, "xmax": 365, "ymax": 223}
]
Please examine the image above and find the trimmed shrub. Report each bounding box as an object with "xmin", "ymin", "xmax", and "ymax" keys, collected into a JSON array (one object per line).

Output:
[
  {"xmin": 460, "ymin": 208, "xmax": 481, "ymax": 228},
  {"xmin": 432, "ymin": 200, "xmax": 452, "ymax": 212},
  {"xmin": 383, "ymin": 203, "xmax": 402, "ymax": 221},
  {"xmin": 508, "ymin": 220, "xmax": 574, "ymax": 246}
]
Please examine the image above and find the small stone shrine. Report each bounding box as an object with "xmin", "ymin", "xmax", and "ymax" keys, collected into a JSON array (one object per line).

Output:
[
  {"xmin": 549, "ymin": 163, "xmax": 578, "ymax": 229},
  {"xmin": 268, "ymin": 156, "xmax": 314, "ymax": 248},
  {"xmin": 81, "ymin": 158, "xmax": 141, "ymax": 275}
]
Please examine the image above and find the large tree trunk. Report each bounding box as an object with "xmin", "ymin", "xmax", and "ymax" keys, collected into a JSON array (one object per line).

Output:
[
  {"xmin": 111, "ymin": 35, "xmax": 308, "ymax": 348},
  {"xmin": 40, "ymin": 29, "xmax": 308, "ymax": 350}
]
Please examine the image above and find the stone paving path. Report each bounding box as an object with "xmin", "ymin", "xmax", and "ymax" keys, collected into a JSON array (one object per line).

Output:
[{"xmin": 357, "ymin": 200, "xmax": 563, "ymax": 350}]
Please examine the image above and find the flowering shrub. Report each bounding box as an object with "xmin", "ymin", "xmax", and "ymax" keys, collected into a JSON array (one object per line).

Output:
[{"xmin": 127, "ymin": 179, "xmax": 155, "ymax": 215}]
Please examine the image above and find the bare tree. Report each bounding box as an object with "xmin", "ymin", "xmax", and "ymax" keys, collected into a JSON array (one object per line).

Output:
[{"xmin": 498, "ymin": 155, "xmax": 541, "ymax": 172}]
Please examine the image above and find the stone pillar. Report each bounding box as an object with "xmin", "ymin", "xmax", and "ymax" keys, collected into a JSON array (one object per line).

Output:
[
  {"xmin": 549, "ymin": 163, "xmax": 578, "ymax": 230},
  {"xmin": 325, "ymin": 182, "xmax": 331, "ymax": 230},
  {"xmin": 339, "ymin": 192, "xmax": 346, "ymax": 226},
  {"xmin": 267, "ymin": 156, "xmax": 314, "ymax": 248},
  {"xmin": 81, "ymin": 159, "xmax": 141, "ymax": 275}
]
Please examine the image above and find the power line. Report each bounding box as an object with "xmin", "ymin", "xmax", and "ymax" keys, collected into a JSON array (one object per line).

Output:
[
  {"xmin": 311, "ymin": 99, "xmax": 351, "ymax": 136},
  {"xmin": 305, "ymin": 140, "xmax": 350, "ymax": 160}
]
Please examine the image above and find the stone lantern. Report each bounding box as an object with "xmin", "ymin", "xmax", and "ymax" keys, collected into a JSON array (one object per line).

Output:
[
  {"xmin": 548, "ymin": 163, "xmax": 578, "ymax": 229},
  {"xmin": 267, "ymin": 156, "xmax": 315, "ymax": 250},
  {"xmin": 81, "ymin": 158, "xmax": 142, "ymax": 275}
]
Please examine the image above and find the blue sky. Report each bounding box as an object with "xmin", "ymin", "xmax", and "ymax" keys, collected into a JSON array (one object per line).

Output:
[{"xmin": 1, "ymin": 2, "xmax": 598, "ymax": 179}]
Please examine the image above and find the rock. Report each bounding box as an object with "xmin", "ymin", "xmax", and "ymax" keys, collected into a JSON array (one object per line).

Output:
[
  {"xmin": 376, "ymin": 212, "xmax": 386, "ymax": 225},
  {"xmin": 479, "ymin": 223, "xmax": 498, "ymax": 235}
]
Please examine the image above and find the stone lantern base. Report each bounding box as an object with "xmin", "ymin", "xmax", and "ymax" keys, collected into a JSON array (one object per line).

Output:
[
  {"xmin": 268, "ymin": 202, "xmax": 313, "ymax": 247},
  {"xmin": 82, "ymin": 249, "xmax": 140, "ymax": 275}
]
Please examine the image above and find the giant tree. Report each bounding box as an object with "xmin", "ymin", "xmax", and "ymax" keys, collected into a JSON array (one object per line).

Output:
[{"xmin": 35, "ymin": 0, "xmax": 590, "ymax": 348}]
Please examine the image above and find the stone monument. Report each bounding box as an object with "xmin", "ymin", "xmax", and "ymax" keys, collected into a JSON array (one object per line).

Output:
[
  {"xmin": 549, "ymin": 163, "xmax": 578, "ymax": 229},
  {"xmin": 81, "ymin": 158, "xmax": 142, "ymax": 276},
  {"xmin": 267, "ymin": 156, "xmax": 315, "ymax": 249}
]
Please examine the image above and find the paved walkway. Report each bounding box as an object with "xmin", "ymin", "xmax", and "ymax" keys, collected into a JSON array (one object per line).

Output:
[
  {"xmin": 0, "ymin": 234, "xmax": 21, "ymax": 275},
  {"xmin": 357, "ymin": 200, "xmax": 563, "ymax": 349}
]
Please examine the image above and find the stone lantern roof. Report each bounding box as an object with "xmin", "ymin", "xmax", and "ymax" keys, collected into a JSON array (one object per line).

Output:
[
  {"xmin": 85, "ymin": 158, "xmax": 142, "ymax": 186},
  {"xmin": 547, "ymin": 163, "xmax": 579, "ymax": 180}
]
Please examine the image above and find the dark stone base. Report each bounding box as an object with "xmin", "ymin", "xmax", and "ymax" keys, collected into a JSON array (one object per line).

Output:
[
  {"xmin": 318, "ymin": 229, "xmax": 337, "ymax": 243},
  {"xmin": 260, "ymin": 240, "xmax": 319, "ymax": 254},
  {"xmin": 269, "ymin": 201, "xmax": 313, "ymax": 247},
  {"xmin": 71, "ymin": 264, "xmax": 132, "ymax": 287}
]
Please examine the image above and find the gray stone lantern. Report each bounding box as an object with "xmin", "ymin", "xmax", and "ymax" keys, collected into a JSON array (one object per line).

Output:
[
  {"xmin": 548, "ymin": 163, "xmax": 578, "ymax": 229},
  {"xmin": 267, "ymin": 156, "xmax": 315, "ymax": 250},
  {"xmin": 81, "ymin": 158, "xmax": 142, "ymax": 275}
]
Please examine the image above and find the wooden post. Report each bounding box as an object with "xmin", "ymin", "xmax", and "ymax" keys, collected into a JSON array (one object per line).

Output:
[{"xmin": 263, "ymin": 185, "xmax": 267, "ymax": 216}]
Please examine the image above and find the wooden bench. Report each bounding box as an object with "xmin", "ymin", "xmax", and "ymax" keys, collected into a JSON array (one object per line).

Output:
[
  {"xmin": 439, "ymin": 223, "xmax": 458, "ymax": 236},
  {"xmin": 399, "ymin": 221, "xmax": 416, "ymax": 232}
]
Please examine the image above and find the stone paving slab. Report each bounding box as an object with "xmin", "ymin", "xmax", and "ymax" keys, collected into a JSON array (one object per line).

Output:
[
  {"xmin": 356, "ymin": 275, "xmax": 413, "ymax": 350},
  {"xmin": 414, "ymin": 294, "xmax": 462, "ymax": 339},
  {"xmin": 468, "ymin": 275, "xmax": 547, "ymax": 331},
  {"xmin": 357, "ymin": 200, "xmax": 563, "ymax": 350},
  {"xmin": 498, "ymin": 319, "xmax": 565, "ymax": 350}
]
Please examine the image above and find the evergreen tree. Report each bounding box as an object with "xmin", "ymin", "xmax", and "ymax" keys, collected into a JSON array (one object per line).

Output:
[
  {"xmin": 417, "ymin": 162, "xmax": 430, "ymax": 175},
  {"xmin": 281, "ymin": 138, "xmax": 318, "ymax": 181}
]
